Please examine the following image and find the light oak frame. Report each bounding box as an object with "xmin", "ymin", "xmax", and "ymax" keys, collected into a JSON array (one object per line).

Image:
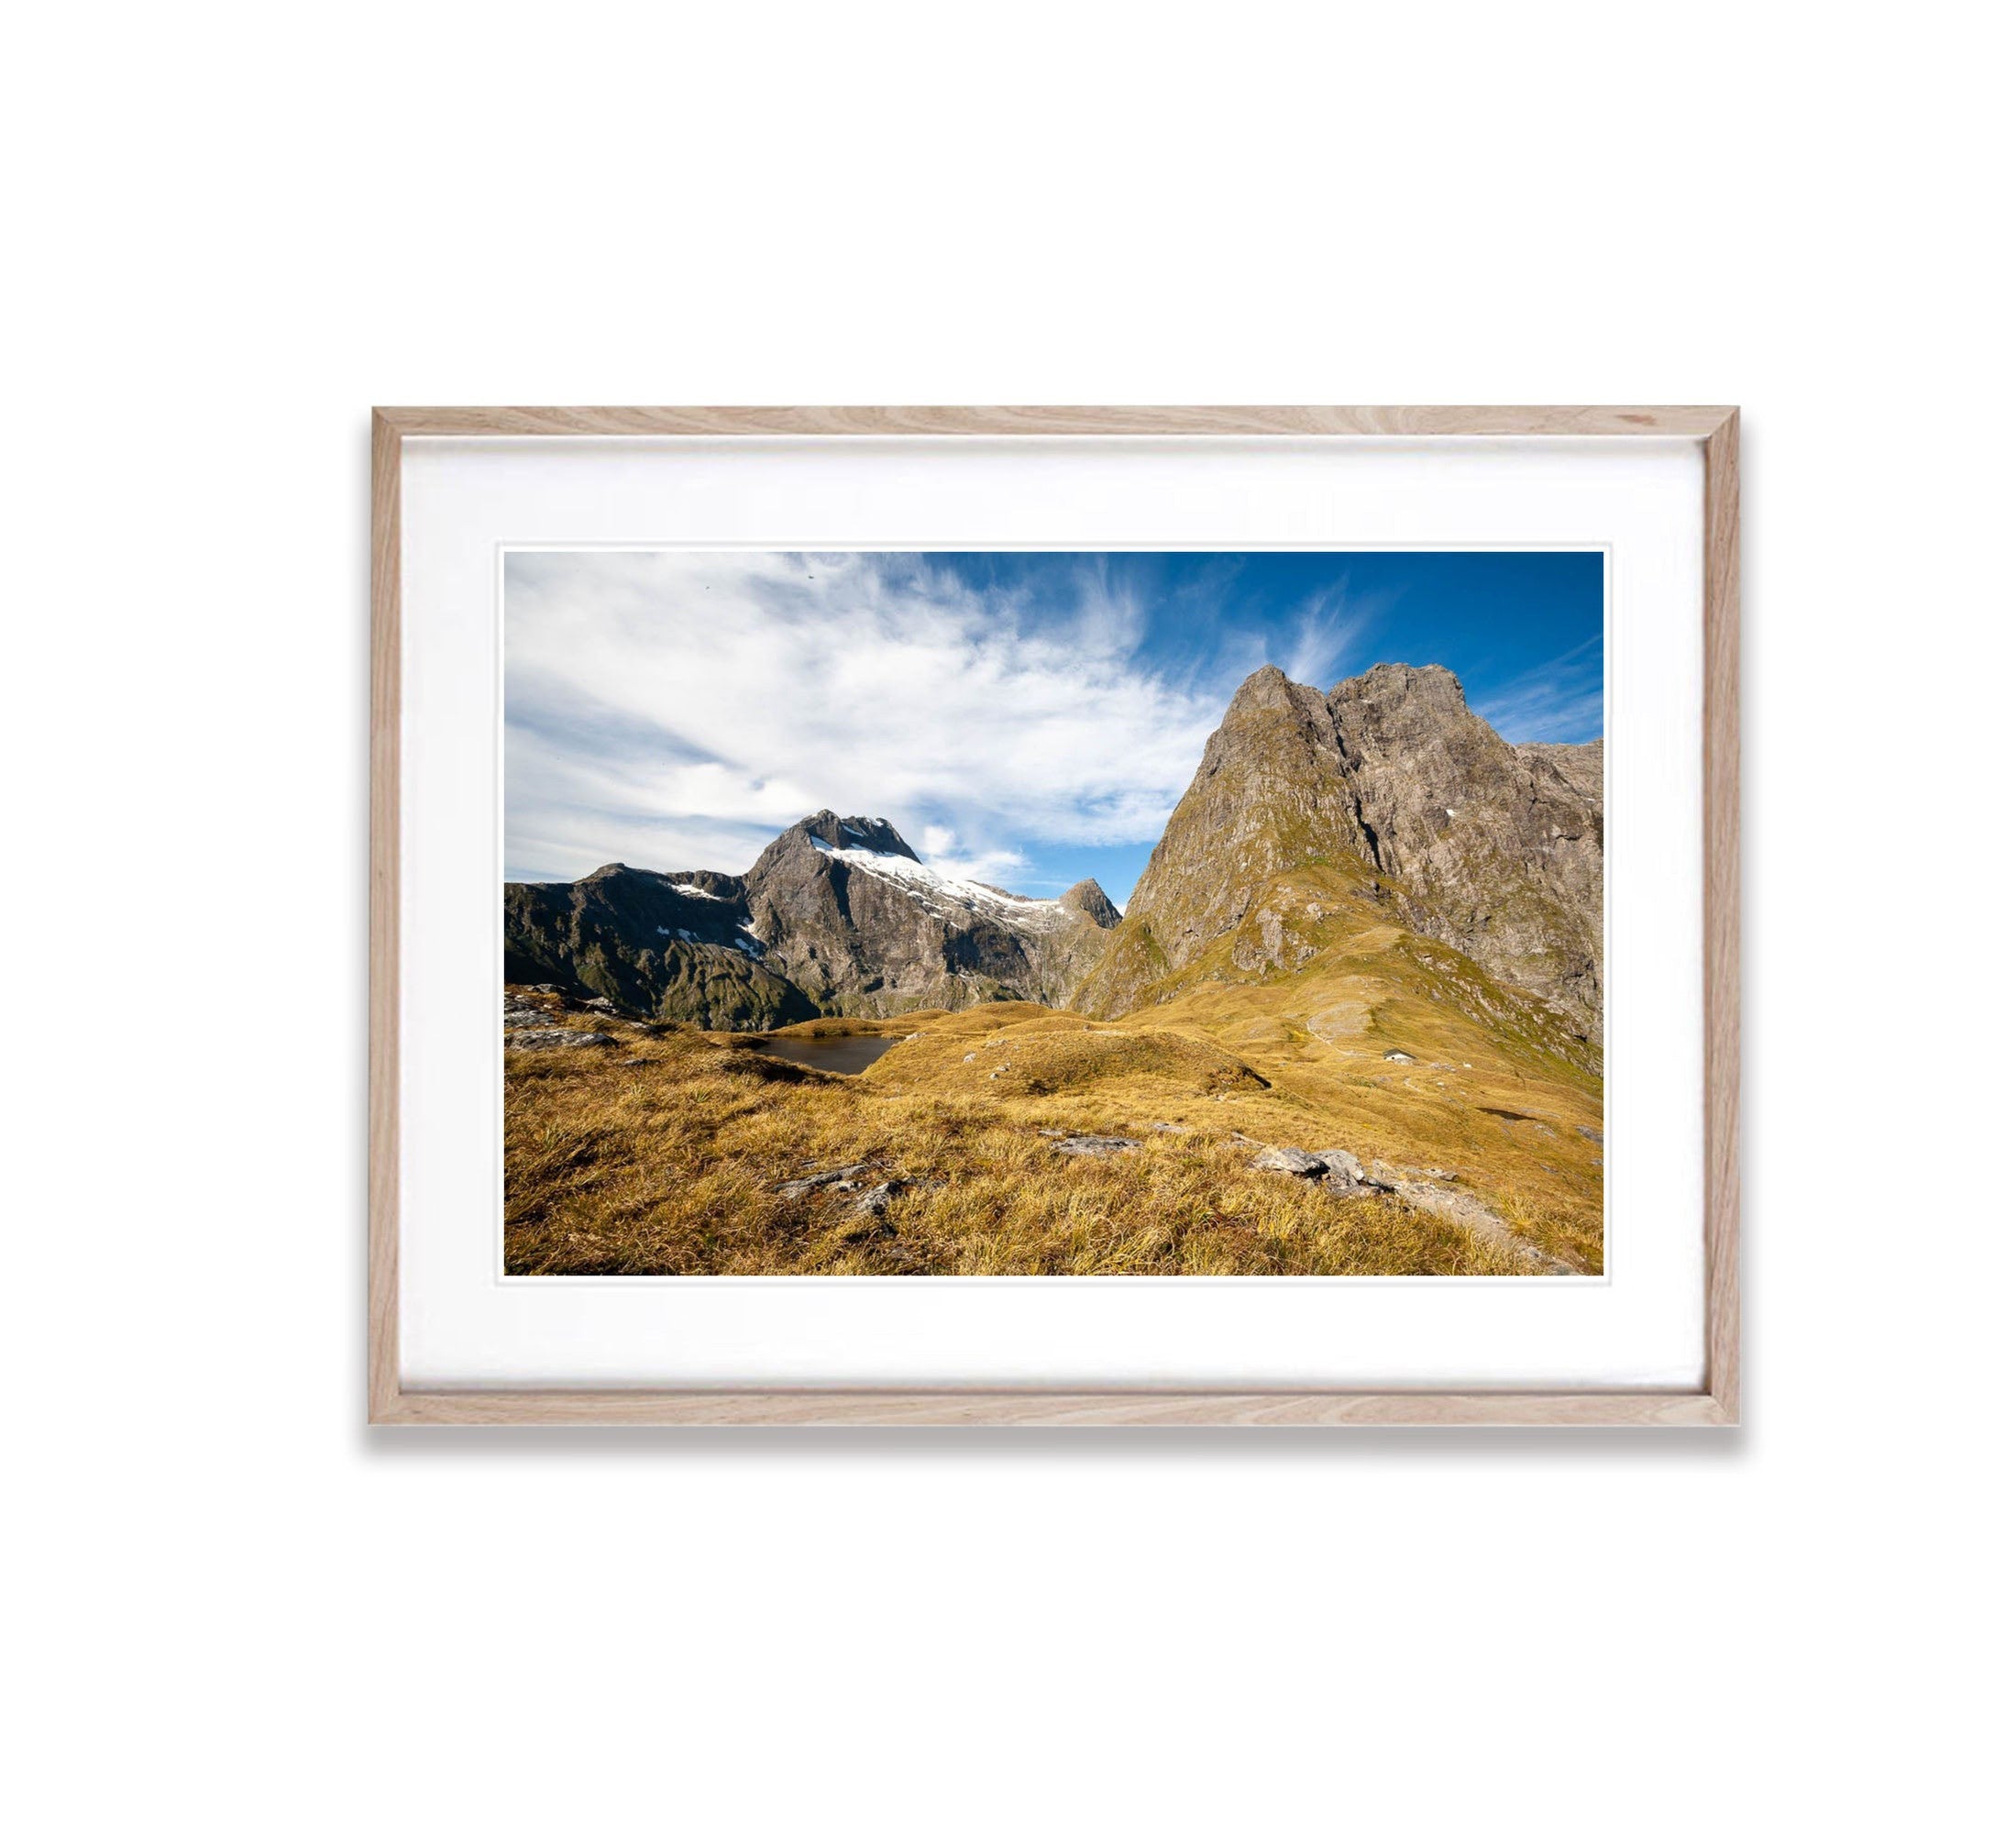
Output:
[{"xmin": 369, "ymin": 406, "xmax": 1740, "ymax": 1426}]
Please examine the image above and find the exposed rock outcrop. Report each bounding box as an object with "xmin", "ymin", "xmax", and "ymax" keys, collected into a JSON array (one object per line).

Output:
[
  {"xmin": 1049, "ymin": 1134, "xmax": 1139, "ymax": 1157},
  {"xmin": 1249, "ymin": 1143, "xmax": 1391, "ymax": 1195},
  {"xmin": 505, "ymin": 1027, "xmax": 617, "ymax": 1051}
]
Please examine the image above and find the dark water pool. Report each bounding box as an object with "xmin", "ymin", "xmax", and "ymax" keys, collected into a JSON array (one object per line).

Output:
[{"xmin": 751, "ymin": 1032, "xmax": 902, "ymax": 1075}]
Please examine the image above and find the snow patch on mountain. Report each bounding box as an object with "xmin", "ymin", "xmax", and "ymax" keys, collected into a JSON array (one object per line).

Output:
[{"xmin": 809, "ymin": 834, "xmax": 1072, "ymax": 932}]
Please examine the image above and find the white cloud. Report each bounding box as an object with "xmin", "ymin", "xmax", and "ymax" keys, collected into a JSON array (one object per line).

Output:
[
  {"xmin": 503, "ymin": 552, "xmax": 1221, "ymax": 885},
  {"xmin": 909, "ymin": 821, "xmax": 1026, "ymax": 884},
  {"xmin": 916, "ymin": 832, "xmax": 1030, "ymax": 889}
]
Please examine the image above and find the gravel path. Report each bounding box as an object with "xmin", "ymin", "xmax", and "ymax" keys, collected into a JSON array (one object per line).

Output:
[{"xmin": 1377, "ymin": 1171, "xmax": 1582, "ymax": 1275}]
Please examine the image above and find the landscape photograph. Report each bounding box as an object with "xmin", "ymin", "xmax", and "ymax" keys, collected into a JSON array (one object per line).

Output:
[{"xmin": 503, "ymin": 549, "xmax": 1604, "ymax": 1277}]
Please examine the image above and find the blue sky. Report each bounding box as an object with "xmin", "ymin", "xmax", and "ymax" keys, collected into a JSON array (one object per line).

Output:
[{"xmin": 505, "ymin": 549, "xmax": 1602, "ymax": 904}]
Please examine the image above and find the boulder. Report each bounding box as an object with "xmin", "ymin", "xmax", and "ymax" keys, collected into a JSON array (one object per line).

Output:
[
  {"xmin": 1051, "ymin": 1135, "xmax": 1139, "ymax": 1156},
  {"xmin": 1251, "ymin": 1143, "xmax": 1392, "ymax": 1195},
  {"xmin": 506, "ymin": 1028, "xmax": 615, "ymax": 1050},
  {"xmin": 1250, "ymin": 1146, "xmax": 1326, "ymax": 1177},
  {"xmin": 775, "ymin": 1164, "xmax": 871, "ymax": 1198}
]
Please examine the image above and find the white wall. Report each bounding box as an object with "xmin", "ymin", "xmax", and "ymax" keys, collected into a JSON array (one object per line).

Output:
[{"xmin": 8, "ymin": 5, "xmax": 2008, "ymax": 1829}]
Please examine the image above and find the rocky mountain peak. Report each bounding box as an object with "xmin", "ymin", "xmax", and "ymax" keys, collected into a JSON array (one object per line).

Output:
[
  {"xmin": 510, "ymin": 809, "xmax": 1118, "ymax": 1028},
  {"xmin": 789, "ymin": 811, "xmax": 920, "ymax": 859},
  {"xmin": 1060, "ymin": 878, "xmax": 1122, "ymax": 928},
  {"xmin": 1325, "ymin": 664, "xmax": 1476, "ymax": 762},
  {"xmin": 1225, "ymin": 662, "xmax": 1300, "ymax": 713},
  {"xmin": 1077, "ymin": 661, "xmax": 1605, "ymax": 1032},
  {"xmin": 1329, "ymin": 660, "xmax": 1468, "ymax": 707}
]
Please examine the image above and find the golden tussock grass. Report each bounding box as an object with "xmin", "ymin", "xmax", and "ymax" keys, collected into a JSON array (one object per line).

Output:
[{"xmin": 504, "ymin": 921, "xmax": 1604, "ymax": 1278}]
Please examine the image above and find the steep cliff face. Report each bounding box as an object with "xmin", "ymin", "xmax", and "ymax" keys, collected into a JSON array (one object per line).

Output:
[
  {"xmin": 506, "ymin": 812, "xmax": 1118, "ymax": 1028},
  {"xmin": 1327, "ymin": 665, "xmax": 1603, "ymax": 1024},
  {"xmin": 1075, "ymin": 664, "xmax": 1603, "ymax": 1033},
  {"xmin": 1517, "ymin": 737, "xmax": 1604, "ymax": 812}
]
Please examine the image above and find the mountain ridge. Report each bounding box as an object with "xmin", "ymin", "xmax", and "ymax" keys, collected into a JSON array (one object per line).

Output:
[
  {"xmin": 1074, "ymin": 662, "xmax": 1603, "ymax": 1034},
  {"xmin": 505, "ymin": 810, "xmax": 1119, "ymax": 1028}
]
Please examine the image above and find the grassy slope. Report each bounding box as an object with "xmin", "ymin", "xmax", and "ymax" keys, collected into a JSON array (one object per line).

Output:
[{"xmin": 504, "ymin": 861, "xmax": 1603, "ymax": 1275}]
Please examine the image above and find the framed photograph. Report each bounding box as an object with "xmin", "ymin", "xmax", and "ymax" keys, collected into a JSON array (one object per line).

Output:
[{"xmin": 370, "ymin": 406, "xmax": 1738, "ymax": 1424}]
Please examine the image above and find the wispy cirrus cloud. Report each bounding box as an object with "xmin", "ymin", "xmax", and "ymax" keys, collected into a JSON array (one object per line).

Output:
[
  {"xmin": 1471, "ymin": 634, "xmax": 1604, "ymax": 744},
  {"xmin": 503, "ymin": 551, "xmax": 1224, "ymax": 885},
  {"xmin": 1282, "ymin": 582, "xmax": 1381, "ymax": 687}
]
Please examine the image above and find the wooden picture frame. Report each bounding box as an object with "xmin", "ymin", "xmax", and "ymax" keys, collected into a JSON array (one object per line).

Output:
[{"xmin": 370, "ymin": 406, "xmax": 1739, "ymax": 1425}]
